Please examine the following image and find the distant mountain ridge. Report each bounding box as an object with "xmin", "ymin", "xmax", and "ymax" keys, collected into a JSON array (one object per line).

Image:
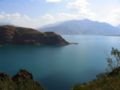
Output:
[
  {"xmin": 39, "ymin": 19, "xmax": 120, "ymax": 36},
  {"xmin": 117, "ymin": 25, "xmax": 120, "ymax": 29}
]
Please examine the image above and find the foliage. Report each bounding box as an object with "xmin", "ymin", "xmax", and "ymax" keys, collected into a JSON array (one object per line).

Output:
[
  {"xmin": 72, "ymin": 48, "xmax": 120, "ymax": 90},
  {"xmin": 0, "ymin": 69, "xmax": 44, "ymax": 90},
  {"xmin": 107, "ymin": 48, "xmax": 120, "ymax": 72}
]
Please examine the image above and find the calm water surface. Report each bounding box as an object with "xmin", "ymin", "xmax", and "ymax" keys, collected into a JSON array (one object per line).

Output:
[{"xmin": 0, "ymin": 35, "xmax": 120, "ymax": 90}]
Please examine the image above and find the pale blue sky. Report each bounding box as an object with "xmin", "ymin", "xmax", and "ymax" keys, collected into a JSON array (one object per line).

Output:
[{"xmin": 0, "ymin": 0, "xmax": 120, "ymax": 28}]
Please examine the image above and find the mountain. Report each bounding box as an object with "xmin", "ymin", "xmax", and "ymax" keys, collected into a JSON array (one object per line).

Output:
[
  {"xmin": 117, "ymin": 25, "xmax": 120, "ymax": 29},
  {"xmin": 39, "ymin": 19, "xmax": 120, "ymax": 36},
  {"xmin": 0, "ymin": 25, "xmax": 69, "ymax": 45}
]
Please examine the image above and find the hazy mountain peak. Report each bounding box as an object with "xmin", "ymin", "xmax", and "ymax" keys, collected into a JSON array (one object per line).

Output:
[
  {"xmin": 117, "ymin": 25, "xmax": 120, "ymax": 29},
  {"xmin": 39, "ymin": 19, "xmax": 120, "ymax": 35}
]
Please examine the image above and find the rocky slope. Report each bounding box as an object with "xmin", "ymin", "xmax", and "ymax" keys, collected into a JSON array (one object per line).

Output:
[
  {"xmin": 0, "ymin": 69, "xmax": 44, "ymax": 90},
  {"xmin": 0, "ymin": 25, "xmax": 68, "ymax": 45}
]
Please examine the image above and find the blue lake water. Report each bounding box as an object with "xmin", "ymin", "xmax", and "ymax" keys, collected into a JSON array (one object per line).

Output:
[{"xmin": 0, "ymin": 35, "xmax": 120, "ymax": 90}]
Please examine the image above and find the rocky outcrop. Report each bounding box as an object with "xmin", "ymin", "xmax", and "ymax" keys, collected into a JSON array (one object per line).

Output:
[
  {"xmin": 0, "ymin": 25, "xmax": 69, "ymax": 45},
  {"xmin": 0, "ymin": 69, "xmax": 44, "ymax": 90}
]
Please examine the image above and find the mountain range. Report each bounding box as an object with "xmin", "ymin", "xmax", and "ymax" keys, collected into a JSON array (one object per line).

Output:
[
  {"xmin": 117, "ymin": 25, "xmax": 120, "ymax": 29},
  {"xmin": 39, "ymin": 19, "xmax": 120, "ymax": 36}
]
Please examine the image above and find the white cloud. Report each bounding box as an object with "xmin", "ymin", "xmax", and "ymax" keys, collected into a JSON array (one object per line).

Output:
[
  {"xmin": 44, "ymin": 0, "xmax": 120, "ymax": 26},
  {"xmin": 0, "ymin": 12, "xmax": 37, "ymax": 28},
  {"xmin": 65, "ymin": 0, "xmax": 120, "ymax": 26},
  {"xmin": 0, "ymin": 12, "xmax": 80, "ymax": 28},
  {"xmin": 67, "ymin": 0, "xmax": 96, "ymax": 20},
  {"xmin": 46, "ymin": 0, "xmax": 61, "ymax": 3},
  {"xmin": 0, "ymin": 15, "xmax": 5, "ymax": 19},
  {"xmin": 0, "ymin": 12, "xmax": 58, "ymax": 28},
  {"xmin": 97, "ymin": 5, "xmax": 120, "ymax": 26},
  {"xmin": 0, "ymin": 12, "xmax": 29, "ymax": 24},
  {"xmin": 30, "ymin": 0, "xmax": 61, "ymax": 3},
  {"xmin": 0, "ymin": 0, "xmax": 120, "ymax": 28},
  {"xmin": 108, "ymin": 9, "xmax": 120, "ymax": 26}
]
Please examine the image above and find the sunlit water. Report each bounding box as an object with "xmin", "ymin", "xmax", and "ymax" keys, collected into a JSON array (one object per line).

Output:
[{"xmin": 0, "ymin": 35, "xmax": 120, "ymax": 90}]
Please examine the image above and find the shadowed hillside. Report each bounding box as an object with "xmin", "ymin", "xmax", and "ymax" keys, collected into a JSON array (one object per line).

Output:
[{"xmin": 0, "ymin": 25, "xmax": 69, "ymax": 45}]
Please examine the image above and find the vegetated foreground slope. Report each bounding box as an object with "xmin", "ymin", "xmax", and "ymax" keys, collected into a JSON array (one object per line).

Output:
[
  {"xmin": 0, "ymin": 69, "xmax": 44, "ymax": 90},
  {"xmin": 73, "ymin": 48, "xmax": 120, "ymax": 90}
]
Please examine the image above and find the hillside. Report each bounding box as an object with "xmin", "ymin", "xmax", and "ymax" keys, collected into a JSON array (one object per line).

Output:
[
  {"xmin": 0, "ymin": 69, "xmax": 44, "ymax": 90},
  {"xmin": 40, "ymin": 19, "xmax": 120, "ymax": 35},
  {"xmin": 0, "ymin": 25, "xmax": 68, "ymax": 45},
  {"xmin": 73, "ymin": 48, "xmax": 120, "ymax": 90},
  {"xmin": 73, "ymin": 67, "xmax": 120, "ymax": 90}
]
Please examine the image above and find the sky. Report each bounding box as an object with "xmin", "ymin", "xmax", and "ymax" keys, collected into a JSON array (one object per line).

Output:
[{"xmin": 0, "ymin": 0, "xmax": 120, "ymax": 28}]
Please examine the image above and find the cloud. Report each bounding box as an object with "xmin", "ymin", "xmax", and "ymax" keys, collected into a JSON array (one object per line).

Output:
[
  {"xmin": 0, "ymin": 0, "xmax": 120, "ymax": 28},
  {"xmin": 0, "ymin": 12, "xmax": 59, "ymax": 28},
  {"xmin": 43, "ymin": 0, "xmax": 120, "ymax": 26},
  {"xmin": 30, "ymin": 0, "xmax": 61, "ymax": 3},
  {"xmin": 97, "ymin": 5, "xmax": 120, "ymax": 26},
  {"xmin": 65, "ymin": 0, "xmax": 120, "ymax": 26},
  {"xmin": 0, "ymin": 12, "xmax": 34, "ymax": 27},
  {"xmin": 108, "ymin": 9, "xmax": 120, "ymax": 26},
  {"xmin": 46, "ymin": 0, "xmax": 61, "ymax": 3},
  {"xmin": 66, "ymin": 0, "xmax": 96, "ymax": 20},
  {"xmin": 0, "ymin": 11, "xmax": 80, "ymax": 28}
]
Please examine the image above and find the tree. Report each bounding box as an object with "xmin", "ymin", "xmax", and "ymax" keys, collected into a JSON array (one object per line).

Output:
[{"xmin": 107, "ymin": 48, "xmax": 120, "ymax": 72}]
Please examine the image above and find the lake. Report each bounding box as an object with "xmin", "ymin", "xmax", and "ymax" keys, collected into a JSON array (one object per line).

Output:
[{"xmin": 0, "ymin": 35, "xmax": 120, "ymax": 90}]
